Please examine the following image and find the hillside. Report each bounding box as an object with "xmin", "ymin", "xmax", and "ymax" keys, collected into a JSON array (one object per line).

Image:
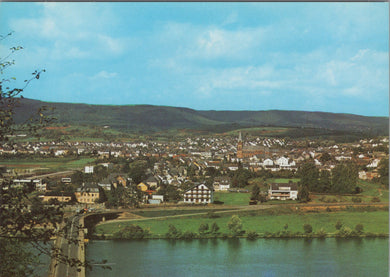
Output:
[{"xmin": 12, "ymin": 98, "xmax": 389, "ymax": 137}]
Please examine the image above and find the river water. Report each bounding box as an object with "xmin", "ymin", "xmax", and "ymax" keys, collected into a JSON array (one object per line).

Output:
[{"xmin": 86, "ymin": 238, "xmax": 388, "ymax": 277}]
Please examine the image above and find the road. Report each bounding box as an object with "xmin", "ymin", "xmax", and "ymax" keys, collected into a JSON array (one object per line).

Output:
[
  {"xmin": 27, "ymin": 170, "xmax": 75, "ymax": 180},
  {"xmin": 52, "ymin": 214, "xmax": 85, "ymax": 277}
]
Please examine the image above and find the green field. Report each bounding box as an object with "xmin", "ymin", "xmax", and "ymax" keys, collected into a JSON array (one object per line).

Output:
[
  {"xmin": 0, "ymin": 157, "xmax": 95, "ymax": 172},
  {"xmin": 95, "ymin": 210, "xmax": 389, "ymax": 238},
  {"xmin": 311, "ymin": 179, "xmax": 389, "ymax": 204},
  {"xmin": 213, "ymin": 192, "xmax": 251, "ymax": 206}
]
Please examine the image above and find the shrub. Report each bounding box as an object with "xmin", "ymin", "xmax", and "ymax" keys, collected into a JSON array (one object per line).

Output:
[
  {"xmin": 113, "ymin": 225, "xmax": 149, "ymax": 239},
  {"xmin": 351, "ymin": 197, "xmax": 362, "ymax": 203},
  {"xmin": 210, "ymin": 222, "xmax": 220, "ymax": 235},
  {"xmin": 355, "ymin": 224, "xmax": 364, "ymax": 234},
  {"xmin": 337, "ymin": 226, "xmax": 354, "ymax": 238},
  {"xmin": 166, "ymin": 224, "xmax": 181, "ymax": 239},
  {"xmin": 303, "ymin": 224, "xmax": 313, "ymax": 234},
  {"xmin": 247, "ymin": 231, "xmax": 258, "ymax": 240},
  {"xmin": 228, "ymin": 215, "xmax": 244, "ymax": 236},
  {"xmin": 198, "ymin": 223, "xmax": 209, "ymax": 235},
  {"xmin": 371, "ymin": 197, "xmax": 381, "ymax": 203},
  {"xmin": 180, "ymin": 231, "xmax": 196, "ymax": 240},
  {"xmin": 335, "ymin": 221, "xmax": 343, "ymax": 230},
  {"xmin": 317, "ymin": 228, "xmax": 327, "ymax": 238}
]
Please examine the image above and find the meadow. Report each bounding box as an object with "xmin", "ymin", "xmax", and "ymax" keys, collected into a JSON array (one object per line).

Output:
[
  {"xmin": 0, "ymin": 157, "xmax": 95, "ymax": 173},
  {"xmin": 94, "ymin": 209, "xmax": 389, "ymax": 238}
]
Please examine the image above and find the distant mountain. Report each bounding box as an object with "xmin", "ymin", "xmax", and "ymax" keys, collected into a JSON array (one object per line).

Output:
[{"xmin": 13, "ymin": 98, "xmax": 389, "ymax": 136}]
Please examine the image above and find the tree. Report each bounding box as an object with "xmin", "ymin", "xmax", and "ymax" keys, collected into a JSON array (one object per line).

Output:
[
  {"xmin": 298, "ymin": 162, "xmax": 319, "ymax": 192},
  {"xmin": 303, "ymin": 223, "xmax": 313, "ymax": 234},
  {"xmin": 127, "ymin": 160, "xmax": 148, "ymax": 184},
  {"xmin": 210, "ymin": 222, "xmax": 220, "ymax": 235},
  {"xmin": 0, "ymin": 33, "xmax": 88, "ymax": 275},
  {"xmin": 297, "ymin": 182, "xmax": 310, "ymax": 203},
  {"xmin": 250, "ymin": 184, "xmax": 260, "ymax": 201},
  {"xmin": 331, "ymin": 162, "xmax": 358, "ymax": 193},
  {"xmin": 318, "ymin": 170, "xmax": 331, "ymax": 193},
  {"xmin": 227, "ymin": 215, "xmax": 244, "ymax": 236},
  {"xmin": 198, "ymin": 223, "xmax": 209, "ymax": 235}
]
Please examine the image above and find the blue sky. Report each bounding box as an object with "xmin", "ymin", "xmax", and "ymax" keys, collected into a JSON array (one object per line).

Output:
[{"xmin": 0, "ymin": 2, "xmax": 388, "ymax": 116}]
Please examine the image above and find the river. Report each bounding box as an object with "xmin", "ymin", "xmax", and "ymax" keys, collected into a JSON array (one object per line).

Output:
[{"xmin": 86, "ymin": 238, "xmax": 388, "ymax": 277}]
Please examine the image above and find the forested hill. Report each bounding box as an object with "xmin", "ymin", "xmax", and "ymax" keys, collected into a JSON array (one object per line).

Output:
[{"xmin": 13, "ymin": 98, "xmax": 389, "ymax": 136}]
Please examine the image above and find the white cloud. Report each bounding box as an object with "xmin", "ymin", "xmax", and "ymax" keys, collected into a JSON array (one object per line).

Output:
[
  {"xmin": 9, "ymin": 3, "xmax": 128, "ymax": 61},
  {"xmin": 91, "ymin": 71, "xmax": 118, "ymax": 80}
]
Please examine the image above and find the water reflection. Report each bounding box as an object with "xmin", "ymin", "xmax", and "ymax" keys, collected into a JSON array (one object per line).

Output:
[{"xmin": 86, "ymin": 238, "xmax": 389, "ymax": 277}]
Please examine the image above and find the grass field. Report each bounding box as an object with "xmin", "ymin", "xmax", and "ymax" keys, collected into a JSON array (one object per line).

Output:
[
  {"xmin": 0, "ymin": 157, "xmax": 95, "ymax": 172},
  {"xmin": 95, "ymin": 210, "xmax": 389, "ymax": 237},
  {"xmin": 213, "ymin": 192, "xmax": 251, "ymax": 206}
]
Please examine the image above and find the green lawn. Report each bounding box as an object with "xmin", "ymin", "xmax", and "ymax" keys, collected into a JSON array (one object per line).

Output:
[
  {"xmin": 311, "ymin": 180, "xmax": 389, "ymax": 203},
  {"xmin": 213, "ymin": 192, "xmax": 250, "ymax": 206},
  {"xmin": 95, "ymin": 210, "xmax": 389, "ymax": 237},
  {"xmin": 0, "ymin": 157, "xmax": 95, "ymax": 172}
]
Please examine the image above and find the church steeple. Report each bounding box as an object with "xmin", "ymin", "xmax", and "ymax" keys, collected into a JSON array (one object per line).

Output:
[{"xmin": 237, "ymin": 131, "xmax": 243, "ymax": 159}]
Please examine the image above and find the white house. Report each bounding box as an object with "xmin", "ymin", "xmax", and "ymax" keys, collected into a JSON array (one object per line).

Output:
[
  {"xmin": 262, "ymin": 158, "xmax": 274, "ymax": 166},
  {"xmin": 367, "ymin": 159, "xmax": 381, "ymax": 168},
  {"xmin": 84, "ymin": 165, "xmax": 94, "ymax": 174},
  {"xmin": 275, "ymin": 157, "xmax": 289, "ymax": 167},
  {"xmin": 268, "ymin": 182, "xmax": 298, "ymax": 200},
  {"xmin": 183, "ymin": 183, "xmax": 214, "ymax": 204}
]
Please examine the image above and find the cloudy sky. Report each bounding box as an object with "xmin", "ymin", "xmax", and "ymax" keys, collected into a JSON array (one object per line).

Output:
[{"xmin": 0, "ymin": 2, "xmax": 388, "ymax": 116}]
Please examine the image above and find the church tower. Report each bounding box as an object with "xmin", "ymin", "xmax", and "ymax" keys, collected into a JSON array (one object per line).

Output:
[{"xmin": 237, "ymin": 131, "xmax": 243, "ymax": 159}]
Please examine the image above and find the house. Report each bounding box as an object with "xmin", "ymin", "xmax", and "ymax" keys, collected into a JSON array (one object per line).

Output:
[
  {"xmin": 213, "ymin": 177, "xmax": 231, "ymax": 191},
  {"xmin": 84, "ymin": 165, "xmax": 94, "ymax": 174},
  {"xmin": 41, "ymin": 192, "xmax": 74, "ymax": 203},
  {"xmin": 268, "ymin": 182, "xmax": 298, "ymax": 200},
  {"xmin": 145, "ymin": 175, "xmax": 159, "ymax": 189},
  {"xmin": 262, "ymin": 158, "xmax": 274, "ymax": 167},
  {"xmin": 183, "ymin": 183, "xmax": 214, "ymax": 204},
  {"xmin": 75, "ymin": 183, "xmax": 100, "ymax": 204},
  {"xmin": 137, "ymin": 182, "xmax": 149, "ymax": 192}
]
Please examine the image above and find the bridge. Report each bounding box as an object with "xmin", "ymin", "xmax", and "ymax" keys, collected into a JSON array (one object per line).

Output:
[{"xmin": 48, "ymin": 214, "xmax": 86, "ymax": 277}]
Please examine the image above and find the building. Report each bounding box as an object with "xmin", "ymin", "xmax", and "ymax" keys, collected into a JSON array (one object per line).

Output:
[
  {"xmin": 183, "ymin": 183, "xmax": 214, "ymax": 204},
  {"xmin": 84, "ymin": 165, "xmax": 94, "ymax": 174},
  {"xmin": 41, "ymin": 192, "xmax": 73, "ymax": 203},
  {"xmin": 237, "ymin": 132, "xmax": 272, "ymax": 159},
  {"xmin": 213, "ymin": 177, "xmax": 231, "ymax": 191},
  {"xmin": 75, "ymin": 183, "xmax": 100, "ymax": 204},
  {"xmin": 268, "ymin": 182, "xmax": 298, "ymax": 200}
]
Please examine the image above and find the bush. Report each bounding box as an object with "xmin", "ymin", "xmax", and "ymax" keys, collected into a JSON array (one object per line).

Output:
[
  {"xmin": 228, "ymin": 215, "xmax": 244, "ymax": 236},
  {"xmin": 198, "ymin": 223, "xmax": 209, "ymax": 235},
  {"xmin": 166, "ymin": 224, "xmax": 181, "ymax": 239},
  {"xmin": 303, "ymin": 224, "xmax": 313, "ymax": 234},
  {"xmin": 210, "ymin": 222, "xmax": 220, "ymax": 235},
  {"xmin": 180, "ymin": 231, "xmax": 196, "ymax": 240},
  {"xmin": 351, "ymin": 197, "xmax": 362, "ymax": 203},
  {"xmin": 371, "ymin": 197, "xmax": 381, "ymax": 203},
  {"xmin": 355, "ymin": 224, "xmax": 364, "ymax": 234},
  {"xmin": 335, "ymin": 221, "xmax": 343, "ymax": 230},
  {"xmin": 247, "ymin": 231, "xmax": 258, "ymax": 240},
  {"xmin": 337, "ymin": 226, "xmax": 354, "ymax": 238},
  {"xmin": 317, "ymin": 228, "xmax": 327, "ymax": 238},
  {"xmin": 113, "ymin": 225, "xmax": 149, "ymax": 239}
]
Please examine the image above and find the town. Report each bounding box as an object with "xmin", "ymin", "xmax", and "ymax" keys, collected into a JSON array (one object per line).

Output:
[{"xmin": 1, "ymin": 132, "xmax": 388, "ymax": 208}]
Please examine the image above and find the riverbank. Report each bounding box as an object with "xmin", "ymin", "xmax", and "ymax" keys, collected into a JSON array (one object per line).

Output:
[{"xmin": 93, "ymin": 208, "xmax": 389, "ymax": 240}]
